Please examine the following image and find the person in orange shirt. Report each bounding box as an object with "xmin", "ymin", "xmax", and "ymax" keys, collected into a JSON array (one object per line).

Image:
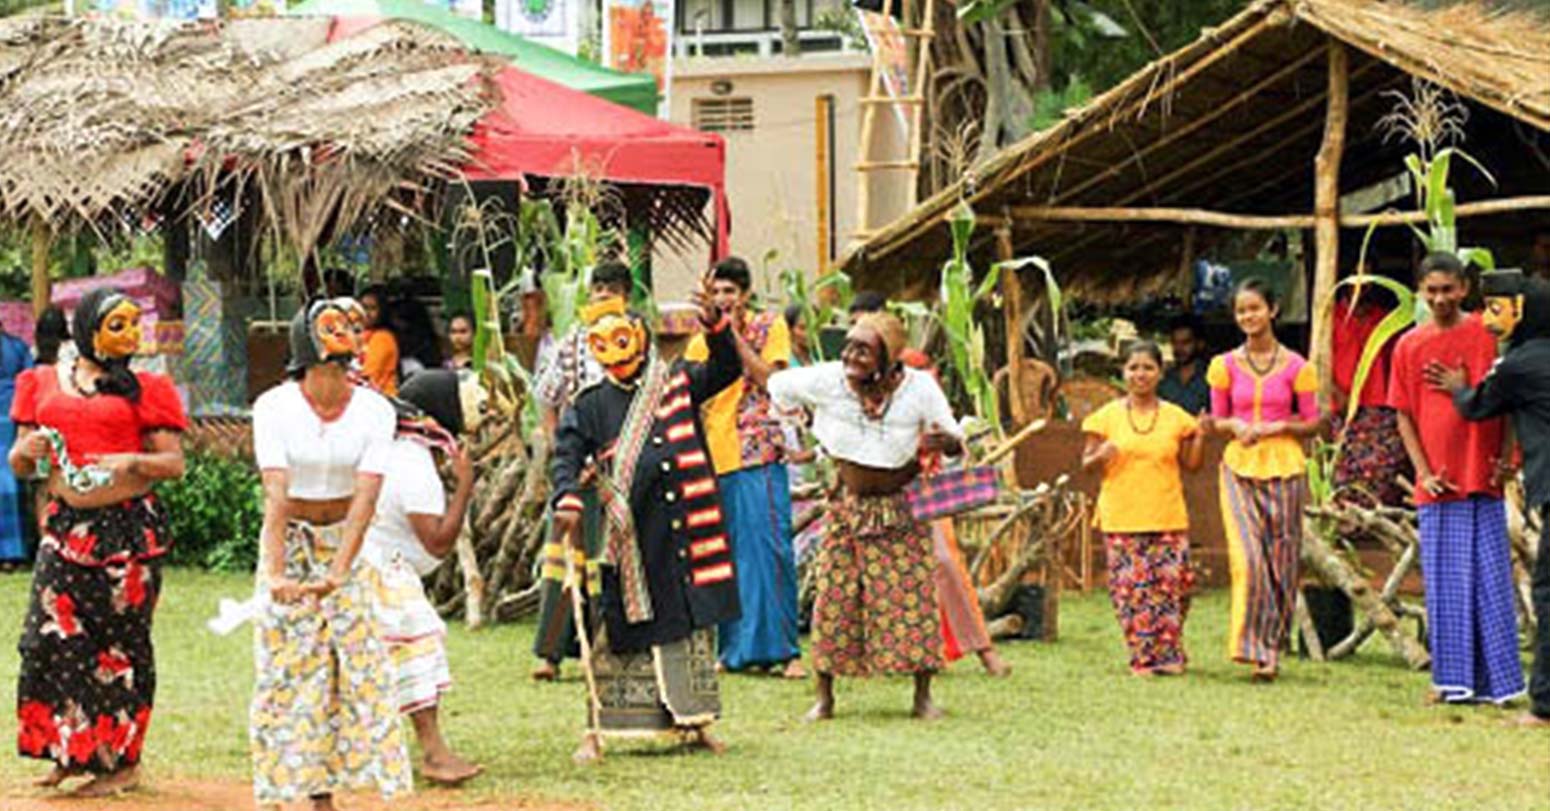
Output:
[
  {"xmin": 359, "ymin": 286, "xmax": 400, "ymax": 397},
  {"xmin": 1083, "ymin": 341, "xmax": 1205, "ymax": 676}
]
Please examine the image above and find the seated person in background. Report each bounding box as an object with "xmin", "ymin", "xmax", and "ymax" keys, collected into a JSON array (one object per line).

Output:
[{"xmin": 1158, "ymin": 315, "xmax": 1210, "ymax": 415}]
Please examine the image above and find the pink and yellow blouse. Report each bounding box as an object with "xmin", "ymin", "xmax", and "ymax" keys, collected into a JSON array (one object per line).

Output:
[{"xmin": 1207, "ymin": 349, "xmax": 1319, "ymax": 480}]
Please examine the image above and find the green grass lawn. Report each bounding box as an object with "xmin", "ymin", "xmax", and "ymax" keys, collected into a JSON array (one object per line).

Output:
[{"xmin": 0, "ymin": 569, "xmax": 1543, "ymax": 811}]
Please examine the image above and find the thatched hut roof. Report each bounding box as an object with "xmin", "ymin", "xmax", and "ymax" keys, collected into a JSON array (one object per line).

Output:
[
  {"xmin": 0, "ymin": 15, "xmax": 494, "ymax": 256},
  {"xmin": 842, "ymin": 0, "xmax": 1550, "ymax": 301}
]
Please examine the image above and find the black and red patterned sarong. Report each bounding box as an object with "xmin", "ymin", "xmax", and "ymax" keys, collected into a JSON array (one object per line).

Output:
[{"xmin": 15, "ymin": 495, "xmax": 168, "ymax": 773}]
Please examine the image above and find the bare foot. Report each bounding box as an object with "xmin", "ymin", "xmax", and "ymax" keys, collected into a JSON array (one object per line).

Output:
[
  {"xmin": 34, "ymin": 765, "xmax": 83, "ymax": 788},
  {"xmin": 687, "ymin": 728, "xmax": 727, "ymax": 755},
  {"xmin": 72, "ymin": 765, "xmax": 138, "ymax": 798},
  {"xmin": 781, "ymin": 659, "xmax": 808, "ymax": 680},
  {"xmin": 1423, "ymin": 690, "xmax": 1446, "ymax": 706},
  {"xmin": 1510, "ymin": 712, "xmax": 1550, "ymax": 728},
  {"xmin": 801, "ymin": 701, "xmax": 834, "ymax": 723},
  {"xmin": 1131, "ymin": 669, "xmax": 1158, "ymax": 679},
  {"xmin": 572, "ymin": 733, "xmax": 604, "ymax": 766},
  {"xmin": 532, "ymin": 660, "xmax": 560, "ymax": 682},
  {"xmin": 1250, "ymin": 665, "xmax": 1278, "ymax": 683},
  {"xmin": 1154, "ymin": 663, "xmax": 1186, "ymax": 676},
  {"xmin": 912, "ymin": 700, "xmax": 945, "ymax": 721},
  {"xmin": 421, "ymin": 753, "xmax": 484, "ymax": 785},
  {"xmin": 978, "ymin": 649, "xmax": 1012, "ymax": 678},
  {"xmin": 310, "ymin": 793, "xmax": 337, "ymax": 811}
]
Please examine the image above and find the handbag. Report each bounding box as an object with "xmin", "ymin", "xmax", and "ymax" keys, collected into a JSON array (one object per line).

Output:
[{"xmin": 904, "ymin": 465, "xmax": 999, "ymax": 522}]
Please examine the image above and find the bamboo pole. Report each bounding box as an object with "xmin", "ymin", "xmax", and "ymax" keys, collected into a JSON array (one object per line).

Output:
[
  {"xmin": 851, "ymin": 0, "xmax": 893, "ymax": 241},
  {"xmin": 29, "ymin": 217, "xmax": 50, "ymax": 318},
  {"xmin": 1311, "ymin": 41, "xmax": 1349, "ymax": 404},
  {"xmin": 999, "ymin": 196, "xmax": 1550, "ymax": 232},
  {"xmin": 996, "ymin": 223, "xmax": 1026, "ymax": 426},
  {"xmin": 815, "ymin": 94, "xmax": 832, "ymax": 275}
]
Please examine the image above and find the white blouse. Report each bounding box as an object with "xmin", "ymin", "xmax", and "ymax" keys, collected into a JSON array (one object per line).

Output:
[
  {"xmin": 363, "ymin": 439, "xmax": 447, "ymax": 577},
  {"xmin": 252, "ymin": 381, "xmax": 396, "ymax": 500},
  {"xmin": 768, "ymin": 362, "xmax": 963, "ymax": 469}
]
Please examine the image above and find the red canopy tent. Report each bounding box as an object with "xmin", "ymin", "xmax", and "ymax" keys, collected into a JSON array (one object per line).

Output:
[{"xmin": 331, "ymin": 17, "xmax": 730, "ymax": 259}]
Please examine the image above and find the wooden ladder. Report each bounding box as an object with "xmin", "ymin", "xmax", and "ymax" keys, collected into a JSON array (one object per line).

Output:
[{"xmin": 853, "ymin": 0, "xmax": 935, "ymax": 244}]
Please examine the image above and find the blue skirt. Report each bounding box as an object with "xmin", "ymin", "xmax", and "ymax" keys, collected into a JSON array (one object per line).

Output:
[
  {"xmin": 1418, "ymin": 497, "xmax": 1526, "ymax": 703},
  {"xmin": 716, "ymin": 464, "xmax": 800, "ymax": 670},
  {"xmin": 0, "ymin": 415, "xmax": 26, "ymax": 562}
]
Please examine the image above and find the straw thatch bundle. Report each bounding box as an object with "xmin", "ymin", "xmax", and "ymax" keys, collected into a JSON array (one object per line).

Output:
[{"xmin": 0, "ymin": 15, "xmax": 494, "ymax": 255}]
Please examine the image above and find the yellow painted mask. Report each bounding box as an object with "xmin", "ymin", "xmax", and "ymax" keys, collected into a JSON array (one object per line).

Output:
[
  {"xmin": 93, "ymin": 298, "xmax": 142, "ymax": 360},
  {"xmin": 583, "ymin": 297, "xmax": 647, "ymax": 382},
  {"xmin": 1482, "ymin": 295, "xmax": 1522, "ymax": 340},
  {"xmin": 314, "ymin": 306, "xmax": 356, "ymax": 359}
]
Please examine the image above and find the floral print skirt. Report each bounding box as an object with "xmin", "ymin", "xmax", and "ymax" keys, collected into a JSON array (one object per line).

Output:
[
  {"xmin": 250, "ymin": 521, "xmax": 410, "ymax": 804},
  {"xmin": 1105, "ymin": 531, "xmax": 1195, "ymax": 674},
  {"xmin": 812, "ymin": 491, "xmax": 943, "ymax": 677},
  {"xmin": 16, "ymin": 496, "xmax": 167, "ymax": 774}
]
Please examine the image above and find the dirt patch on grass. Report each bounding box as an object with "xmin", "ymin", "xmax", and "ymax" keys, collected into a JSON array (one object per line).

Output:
[{"xmin": 4, "ymin": 777, "xmax": 593, "ymax": 811}]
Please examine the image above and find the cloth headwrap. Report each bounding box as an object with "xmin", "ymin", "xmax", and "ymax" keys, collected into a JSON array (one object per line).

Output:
[
  {"xmin": 71, "ymin": 287, "xmax": 141, "ymax": 401},
  {"xmin": 398, "ymin": 369, "xmax": 464, "ymax": 436},
  {"xmin": 852, "ymin": 311, "xmax": 907, "ymax": 371},
  {"xmin": 285, "ymin": 299, "xmax": 353, "ymax": 375}
]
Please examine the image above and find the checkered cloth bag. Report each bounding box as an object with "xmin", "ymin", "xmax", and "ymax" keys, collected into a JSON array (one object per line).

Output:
[{"xmin": 904, "ymin": 465, "xmax": 999, "ymax": 522}]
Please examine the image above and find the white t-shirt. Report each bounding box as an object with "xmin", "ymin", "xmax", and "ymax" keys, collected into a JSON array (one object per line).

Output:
[
  {"xmin": 252, "ymin": 381, "xmax": 396, "ymax": 500},
  {"xmin": 768, "ymin": 362, "xmax": 963, "ymax": 469},
  {"xmin": 364, "ymin": 439, "xmax": 447, "ymax": 577}
]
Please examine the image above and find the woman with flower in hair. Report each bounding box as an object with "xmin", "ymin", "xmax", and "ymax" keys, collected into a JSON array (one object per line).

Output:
[{"xmin": 8, "ymin": 287, "xmax": 187, "ymax": 796}]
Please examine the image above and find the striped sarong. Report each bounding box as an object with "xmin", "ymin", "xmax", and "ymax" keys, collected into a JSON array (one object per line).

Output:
[
  {"xmin": 373, "ymin": 551, "xmax": 452, "ymax": 714},
  {"xmin": 1418, "ymin": 498, "xmax": 1526, "ymax": 703},
  {"xmin": 1219, "ymin": 469, "xmax": 1305, "ymax": 669}
]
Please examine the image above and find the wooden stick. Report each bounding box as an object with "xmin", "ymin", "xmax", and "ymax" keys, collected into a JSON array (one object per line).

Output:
[
  {"xmin": 996, "ymin": 223, "xmax": 1027, "ymax": 427},
  {"xmin": 983, "ymin": 419, "xmax": 1048, "ymax": 466},
  {"xmin": 1311, "ymin": 41, "xmax": 1349, "ymax": 405},
  {"xmin": 566, "ymin": 546, "xmax": 604, "ymax": 757},
  {"xmin": 29, "ymin": 217, "xmax": 50, "ymax": 319}
]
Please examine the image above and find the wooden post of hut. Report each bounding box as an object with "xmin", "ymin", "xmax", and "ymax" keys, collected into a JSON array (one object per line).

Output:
[
  {"xmin": 1309, "ymin": 40, "xmax": 1347, "ymax": 402},
  {"xmin": 29, "ymin": 217, "xmax": 50, "ymax": 318}
]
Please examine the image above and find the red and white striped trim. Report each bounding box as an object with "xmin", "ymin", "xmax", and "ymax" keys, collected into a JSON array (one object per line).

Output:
[
  {"xmin": 656, "ymin": 393, "xmax": 692, "ymax": 420},
  {"xmin": 681, "ymin": 477, "xmax": 715, "ymax": 500},
  {"xmin": 675, "ymin": 450, "xmax": 708, "ymax": 469},
  {"xmin": 556, "ymin": 493, "xmax": 585, "ymax": 513},
  {"xmin": 669, "ymin": 371, "xmax": 690, "ymax": 390},
  {"xmin": 686, "ymin": 507, "xmax": 722, "ymax": 528},
  {"xmin": 691, "ymin": 562, "xmax": 734, "ymax": 586},
  {"xmin": 689, "ymin": 535, "xmax": 728, "ymax": 560},
  {"xmin": 665, "ymin": 421, "xmax": 696, "ymax": 443}
]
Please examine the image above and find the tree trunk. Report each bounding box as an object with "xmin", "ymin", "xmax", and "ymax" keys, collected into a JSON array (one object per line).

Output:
[{"xmin": 779, "ymin": 0, "xmax": 800, "ymax": 58}]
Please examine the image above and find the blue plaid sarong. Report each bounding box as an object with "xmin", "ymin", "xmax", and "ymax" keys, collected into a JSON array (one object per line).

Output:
[{"xmin": 1418, "ymin": 497, "xmax": 1526, "ymax": 703}]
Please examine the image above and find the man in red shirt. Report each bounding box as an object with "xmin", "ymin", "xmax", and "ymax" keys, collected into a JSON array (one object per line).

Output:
[{"xmin": 1388, "ymin": 253, "xmax": 1524, "ymax": 705}]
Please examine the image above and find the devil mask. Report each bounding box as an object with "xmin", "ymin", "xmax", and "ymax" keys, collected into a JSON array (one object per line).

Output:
[
  {"xmin": 334, "ymin": 297, "xmax": 368, "ymax": 360},
  {"xmin": 72, "ymin": 287, "xmax": 143, "ymax": 401},
  {"xmin": 287, "ymin": 299, "xmax": 357, "ymax": 375},
  {"xmin": 583, "ymin": 296, "xmax": 648, "ymax": 383}
]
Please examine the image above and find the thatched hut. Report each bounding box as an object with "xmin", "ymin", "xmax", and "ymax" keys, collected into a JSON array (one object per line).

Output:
[
  {"xmin": 0, "ymin": 15, "xmax": 495, "ymax": 302},
  {"xmin": 842, "ymin": 0, "xmax": 1550, "ymax": 588}
]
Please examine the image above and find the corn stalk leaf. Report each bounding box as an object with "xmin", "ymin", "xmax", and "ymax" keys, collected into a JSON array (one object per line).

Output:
[{"xmin": 1332, "ymin": 274, "xmax": 1414, "ymax": 425}]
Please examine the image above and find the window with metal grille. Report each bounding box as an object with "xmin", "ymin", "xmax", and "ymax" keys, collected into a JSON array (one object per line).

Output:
[{"xmin": 693, "ymin": 98, "xmax": 755, "ymax": 132}]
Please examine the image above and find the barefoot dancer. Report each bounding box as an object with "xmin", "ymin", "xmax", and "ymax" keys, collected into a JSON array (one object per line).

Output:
[
  {"xmin": 769, "ymin": 312, "xmax": 963, "ymax": 721},
  {"xmin": 8, "ymin": 288, "xmax": 187, "ymax": 797},
  {"xmin": 1198, "ymin": 279, "xmax": 1322, "ymax": 682},
  {"xmin": 364, "ymin": 369, "xmax": 485, "ymax": 783},
  {"xmin": 1082, "ymin": 341, "xmax": 1205, "ymax": 677},
  {"xmin": 249, "ymin": 301, "xmax": 411, "ymax": 810},
  {"xmin": 548, "ymin": 282, "xmax": 743, "ymax": 763},
  {"xmin": 529, "ymin": 263, "xmax": 631, "ymax": 682}
]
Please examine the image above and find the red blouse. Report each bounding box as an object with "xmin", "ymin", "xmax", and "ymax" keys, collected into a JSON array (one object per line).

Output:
[{"xmin": 10, "ymin": 366, "xmax": 188, "ymax": 465}]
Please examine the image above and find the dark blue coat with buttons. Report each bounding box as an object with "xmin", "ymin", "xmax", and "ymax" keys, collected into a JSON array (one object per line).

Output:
[{"xmin": 550, "ymin": 323, "xmax": 744, "ymax": 654}]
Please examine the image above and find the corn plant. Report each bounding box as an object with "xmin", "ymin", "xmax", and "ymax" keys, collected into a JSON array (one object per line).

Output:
[
  {"xmin": 938, "ymin": 200, "xmax": 1002, "ymax": 432},
  {"xmin": 779, "ymin": 266, "xmax": 853, "ymax": 362}
]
